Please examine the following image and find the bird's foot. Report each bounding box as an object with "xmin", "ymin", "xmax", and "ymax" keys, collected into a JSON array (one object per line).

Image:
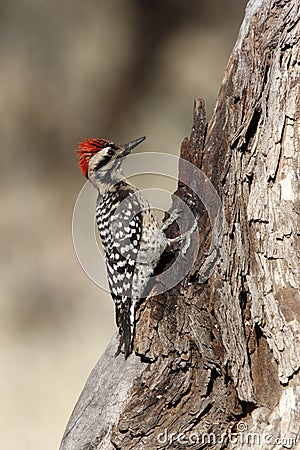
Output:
[
  {"xmin": 167, "ymin": 217, "xmax": 198, "ymax": 256},
  {"xmin": 160, "ymin": 209, "xmax": 181, "ymax": 232}
]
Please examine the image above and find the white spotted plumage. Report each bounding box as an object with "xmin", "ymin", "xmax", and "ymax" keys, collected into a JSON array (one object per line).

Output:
[{"xmin": 96, "ymin": 180, "xmax": 167, "ymax": 357}]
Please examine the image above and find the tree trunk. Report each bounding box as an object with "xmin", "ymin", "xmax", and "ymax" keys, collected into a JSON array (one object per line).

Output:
[{"xmin": 60, "ymin": 1, "xmax": 300, "ymax": 449}]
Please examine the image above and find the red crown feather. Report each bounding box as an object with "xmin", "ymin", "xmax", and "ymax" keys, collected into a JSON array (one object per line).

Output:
[{"xmin": 77, "ymin": 138, "xmax": 110, "ymax": 177}]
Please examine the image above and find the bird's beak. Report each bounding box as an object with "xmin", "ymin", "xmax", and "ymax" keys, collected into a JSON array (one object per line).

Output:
[{"xmin": 121, "ymin": 136, "xmax": 146, "ymax": 157}]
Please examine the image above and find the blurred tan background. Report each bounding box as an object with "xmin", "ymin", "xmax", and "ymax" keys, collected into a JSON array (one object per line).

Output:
[{"xmin": 0, "ymin": 1, "xmax": 247, "ymax": 449}]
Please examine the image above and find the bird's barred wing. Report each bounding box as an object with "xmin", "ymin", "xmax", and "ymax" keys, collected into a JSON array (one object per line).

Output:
[{"xmin": 105, "ymin": 197, "xmax": 143, "ymax": 314}]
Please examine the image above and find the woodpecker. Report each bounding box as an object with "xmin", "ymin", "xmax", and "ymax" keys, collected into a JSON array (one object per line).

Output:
[{"xmin": 77, "ymin": 136, "xmax": 195, "ymax": 358}]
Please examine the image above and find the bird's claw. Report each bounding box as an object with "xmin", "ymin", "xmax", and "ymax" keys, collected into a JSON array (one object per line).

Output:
[
  {"xmin": 166, "ymin": 217, "xmax": 198, "ymax": 257},
  {"xmin": 161, "ymin": 208, "xmax": 181, "ymax": 232}
]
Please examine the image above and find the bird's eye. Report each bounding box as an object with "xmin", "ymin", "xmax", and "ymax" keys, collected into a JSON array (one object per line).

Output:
[{"xmin": 107, "ymin": 148, "xmax": 115, "ymax": 156}]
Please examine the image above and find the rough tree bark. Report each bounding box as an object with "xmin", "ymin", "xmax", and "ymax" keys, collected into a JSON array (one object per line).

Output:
[{"xmin": 60, "ymin": 1, "xmax": 300, "ymax": 449}]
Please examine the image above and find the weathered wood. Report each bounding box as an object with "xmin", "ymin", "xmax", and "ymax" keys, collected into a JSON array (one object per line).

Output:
[
  {"xmin": 60, "ymin": 1, "xmax": 300, "ymax": 449},
  {"xmin": 60, "ymin": 337, "xmax": 144, "ymax": 450}
]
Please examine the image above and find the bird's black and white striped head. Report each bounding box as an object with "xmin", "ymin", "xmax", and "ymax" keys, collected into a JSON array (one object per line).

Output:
[{"xmin": 77, "ymin": 136, "xmax": 146, "ymax": 189}]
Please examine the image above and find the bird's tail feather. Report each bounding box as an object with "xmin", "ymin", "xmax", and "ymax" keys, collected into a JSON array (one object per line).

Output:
[{"xmin": 115, "ymin": 298, "xmax": 134, "ymax": 358}]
